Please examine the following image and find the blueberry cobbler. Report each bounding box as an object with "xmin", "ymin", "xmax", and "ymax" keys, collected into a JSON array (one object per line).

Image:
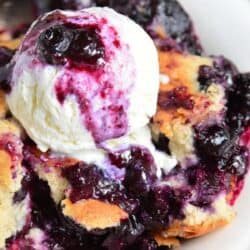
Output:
[{"xmin": 0, "ymin": 1, "xmax": 249, "ymax": 249}]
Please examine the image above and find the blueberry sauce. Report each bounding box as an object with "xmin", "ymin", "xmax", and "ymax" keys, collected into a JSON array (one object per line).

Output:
[
  {"xmin": 198, "ymin": 56, "xmax": 238, "ymax": 90},
  {"xmin": 14, "ymin": 168, "xmax": 104, "ymax": 250},
  {"xmin": 226, "ymin": 73, "xmax": 250, "ymax": 133},
  {"xmin": 186, "ymin": 165, "xmax": 229, "ymax": 208},
  {"xmin": 61, "ymin": 163, "xmax": 138, "ymax": 214},
  {"xmin": 110, "ymin": 147, "xmax": 157, "ymax": 198},
  {"xmin": 38, "ymin": 24, "xmax": 105, "ymax": 66},
  {"xmin": 0, "ymin": 47, "xmax": 14, "ymax": 67},
  {"xmin": 54, "ymin": 68, "xmax": 129, "ymax": 143},
  {"xmin": 158, "ymin": 86, "xmax": 194, "ymax": 110},
  {"xmin": 0, "ymin": 46, "xmax": 15, "ymax": 93},
  {"xmin": 139, "ymin": 185, "xmax": 190, "ymax": 229},
  {"xmin": 195, "ymin": 125, "xmax": 231, "ymax": 162},
  {"xmin": 8, "ymin": 145, "xmax": 187, "ymax": 249},
  {"xmin": 146, "ymin": 0, "xmax": 203, "ymax": 54}
]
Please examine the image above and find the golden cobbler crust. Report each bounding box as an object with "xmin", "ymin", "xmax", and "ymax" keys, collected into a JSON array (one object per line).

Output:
[
  {"xmin": 62, "ymin": 198, "xmax": 128, "ymax": 231},
  {"xmin": 152, "ymin": 51, "xmax": 225, "ymax": 161},
  {"xmin": 0, "ymin": 120, "xmax": 29, "ymax": 248}
]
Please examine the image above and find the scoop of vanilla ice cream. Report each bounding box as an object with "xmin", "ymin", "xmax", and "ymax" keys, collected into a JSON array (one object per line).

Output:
[{"xmin": 7, "ymin": 7, "xmax": 159, "ymax": 156}]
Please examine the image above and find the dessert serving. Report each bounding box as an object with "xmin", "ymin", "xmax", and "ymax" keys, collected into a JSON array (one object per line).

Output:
[{"xmin": 0, "ymin": 0, "xmax": 249, "ymax": 249}]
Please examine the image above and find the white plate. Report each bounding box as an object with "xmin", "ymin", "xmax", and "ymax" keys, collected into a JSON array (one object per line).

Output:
[{"xmin": 177, "ymin": 1, "xmax": 250, "ymax": 249}]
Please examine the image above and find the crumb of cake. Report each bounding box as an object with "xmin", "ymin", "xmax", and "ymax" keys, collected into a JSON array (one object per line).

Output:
[
  {"xmin": 154, "ymin": 234, "xmax": 180, "ymax": 248},
  {"xmin": 0, "ymin": 91, "xmax": 8, "ymax": 118},
  {"xmin": 23, "ymin": 146, "xmax": 77, "ymax": 203},
  {"xmin": 0, "ymin": 119, "xmax": 29, "ymax": 248},
  {"xmin": 0, "ymin": 193, "xmax": 30, "ymax": 248},
  {"xmin": 0, "ymin": 150, "xmax": 13, "ymax": 188},
  {"xmin": 0, "ymin": 119, "xmax": 21, "ymax": 135},
  {"xmin": 158, "ymin": 196, "xmax": 235, "ymax": 240},
  {"xmin": 0, "ymin": 37, "xmax": 23, "ymax": 50},
  {"xmin": 157, "ymin": 51, "xmax": 212, "ymax": 92},
  {"xmin": 62, "ymin": 198, "xmax": 128, "ymax": 231},
  {"xmin": 206, "ymin": 83, "xmax": 225, "ymax": 114},
  {"xmin": 36, "ymin": 163, "xmax": 68, "ymax": 204},
  {"xmin": 152, "ymin": 120, "xmax": 195, "ymax": 161}
]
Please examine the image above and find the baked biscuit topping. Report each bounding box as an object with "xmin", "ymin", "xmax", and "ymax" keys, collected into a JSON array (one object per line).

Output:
[
  {"xmin": 0, "ymin": 120, "xmax": 30, "ymax": 249},
  {"xmin": 62, "ymin": 198, "xmax": 128, "ymax": 231}
]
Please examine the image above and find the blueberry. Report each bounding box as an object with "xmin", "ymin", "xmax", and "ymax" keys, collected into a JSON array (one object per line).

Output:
[
  {"xmin": 38, "ymin": 24, "xmax": 73, "ymax": 64},
  {"xmin": 0, "ymin": 46, "xmax": 14, "ymax": 67},
  {"xmin": 186, "ymin": 166, "xmax": 227, "ymax": 208},
  {"xmin": 225, "ymin": 148, "xmax": 248, "ymax": 177},
  {"xmin": 226, "ymin": 73, "xmax": 250, "ymax": 132},
  {"xmin": 62, "ymin": 163, "xmax": 138, "ymax": 214},
  {"xmin": 68, "ymin": 26, "xmax": 105, "ymax": 65},
  {"xmin": 129, "ymin": 236, "xmax": 158, "ymax": 250},
  {"xmin": 198, "ymin": 56, "xmax": 237, "ymax": 89},
  {"xmin": 230, "ymin": 73, "xmax": 250, "ymax": 107},
  {"xmin": 186, "ymin": 167, "xmax": 205, "ymax": 186},
  {"xmin": 140, "ymin": 185, "xmax": 189, "ymax": 229},
  {"xmin": 129, "ymin": 0, "xmax": 156, "ymax": 25},
  {"xmin": 0, "ymin": 46, "xmax": 15, "ymax": 93},
  {"xmin": 43, "ymin": 0, "xmax": 203, "ymax": 55},
  {"xmin": 195, "ymin": 125, "xmax": 231, "ymax": 160},
  {"xmin": 38, "ymin": 24, "xmax": 105, "ymax": 66},
  {"xmin": 122, "ymin": 147, "xmax": 157, "ymax": 197}
]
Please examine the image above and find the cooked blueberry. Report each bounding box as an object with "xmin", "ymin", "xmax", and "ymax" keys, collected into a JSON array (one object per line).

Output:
[
  {"xmin": 68, "ymin": 26, "xmax": 105, "ymax": 65},
  {"xmin": 0, "ymin": 46, "xmax": 15, "ymax": 93},
  {"xmin": 229, "ymin": 73, "xmax": 250, "ymax": 107},
  {"xmin": 226, "ymin": 112, "xmax": 250, "ymax": 134},
  {"xmin": 195, "ymin": 125, "xmax": 230, "ymax": 160},
  {"xmin": 186, "ymin": 167, "xmax": 205, "ymax": 186},
  {"xmin": 198, "ymin": 57, "xmax": 237, "ymax": 89},
  {"xmin": 0, "ymin": 47, "xmax": 14, "ymax": 67},
  {"xmin": 18, "ymin": 169, "xmax": 91, "ymax": 250},
  {"xmin": 226, "ymin": 73, "xmax": 250, "ymax": 132},
  {"xmin": 187, "ymin": 167, "xmax": 227, "ymax": 208},
  {"xmin": 213, "ymin": 56, "xmax": 238, "ymax": 84},
  {"xmin": 153, "ymin": 0, "xmax": 202, "ymax": 54},
  {"xmin": 129, "ymin": 0, "xmax": 156, "ymax": 25},
  {"xmin": 62, "ymin": 163, "xmax": 138, "ymax": 214},
  {"xmin": 140, "ymin": 185, "xmax": 189, "ymax": 229},
  {"xmin": 38, "ymin": 24, "xmax": 104, "ymax": 66},
  {"xmin": 122, "ymin": 147, "xmax": 157, "ymax": 197},
  {"xmin": 38, "ymin": 24, "xmax": 73, "ymax": 64},
  {"xmin": 198, "ymin": 65, "xmax": 220, "ymax": 88},
  {"xmin": 129, "ymin": 236, "xmax": 158, "ymax": 250},
  {"xmin": 45, "ymin": 0, "xmax": 203, "ymax": 55},
  {"xmin": 224, "ymin": 148, "xmax": 248, "ymax": 177},
  {"xmin": 103, "ymin": 216, "xmax": 145, "ymax": 250}
]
